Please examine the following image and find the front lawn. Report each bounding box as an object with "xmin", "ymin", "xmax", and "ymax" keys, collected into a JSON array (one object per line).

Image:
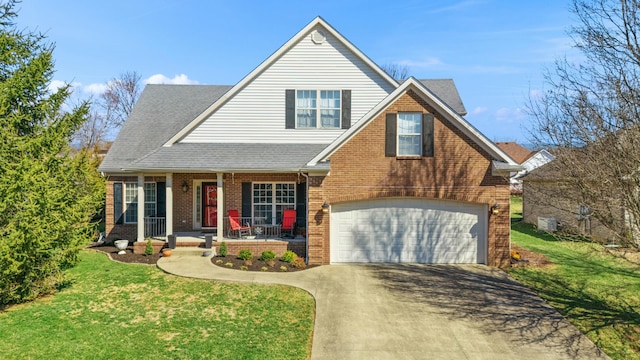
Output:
[
  {"xmin": 0, "ymin": 251, "xmax": 315, "ymax": 359},
  {"xmin": 508, "ymin": 222, "xmax": 640, "ymax": 359}
]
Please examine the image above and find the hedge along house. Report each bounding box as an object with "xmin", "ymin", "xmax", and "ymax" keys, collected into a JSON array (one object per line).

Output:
[{"xmin": 99, "ymin": 17, "xmax": 521, "ymax": 267}]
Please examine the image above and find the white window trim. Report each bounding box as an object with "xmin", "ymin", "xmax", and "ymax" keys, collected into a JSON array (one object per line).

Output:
[
  {"xmin": 252, "ymin": 182, "xmax": 296, "ymax": 225},
  {"xmin": 296, "ymin": 89, "xmax": 341, "ymax": 129},
  {"xmin": 124, "ymin": 182, "xmax": 157, "ymax": 224},
  {"xmin": 397, "ymin": 112, "xmax": 422, "ymax": 156}
]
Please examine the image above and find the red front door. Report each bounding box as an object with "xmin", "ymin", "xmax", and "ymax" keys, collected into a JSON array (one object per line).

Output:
[{"xmin": 203, "ymin": 183, "xmax": 217, "ymax": 227}]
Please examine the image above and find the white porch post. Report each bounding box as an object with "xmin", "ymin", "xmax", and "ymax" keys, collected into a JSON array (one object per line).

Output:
[
  {"xmin": 137, "ymin": 174, "xmax": 145, "ymax": 242},
  {"xmin": 217, "ymin": 172, "xmax": 224, "ymax": 242},
  {"xmin": 165, "ymin": 173, "xmax": 173, "ymax": 237}
]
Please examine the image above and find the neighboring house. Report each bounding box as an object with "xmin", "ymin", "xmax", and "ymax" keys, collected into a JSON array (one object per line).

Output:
[
  {"xmin": 495, "ymin": 142, "xmax": 554, "ymax": 194},
  {"xmin": 522, "ymin": 159, "xmax": 618, "ymax": 241},
  {"xmin": 99, "ymin": 17, "xmax": 520, "ymax": 267}
]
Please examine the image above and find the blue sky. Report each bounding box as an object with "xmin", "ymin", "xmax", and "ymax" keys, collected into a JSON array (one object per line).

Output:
[{"xmin": 18, "ymin": 1, "xmax": 579, "ymax": 143}]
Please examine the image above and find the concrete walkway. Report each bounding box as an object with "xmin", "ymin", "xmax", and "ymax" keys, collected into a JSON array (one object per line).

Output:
[{"xmin": 157, "ymin": 248, "xmax": 609, "ymax": 360}]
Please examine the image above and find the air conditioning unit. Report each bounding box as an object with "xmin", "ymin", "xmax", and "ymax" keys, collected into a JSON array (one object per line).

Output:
[{"xmin": 538, "ymin": 217, "xmax": 557, "ymax": 231}]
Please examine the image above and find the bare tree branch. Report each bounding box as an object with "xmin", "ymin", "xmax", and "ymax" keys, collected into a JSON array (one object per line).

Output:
[
  {"xmin": 381, "ymin": 63, "xmax": 409, "ymax": 81},
  {"xmin": 526, "ymin": 0, "xmax": 640, "ymax": 247}
]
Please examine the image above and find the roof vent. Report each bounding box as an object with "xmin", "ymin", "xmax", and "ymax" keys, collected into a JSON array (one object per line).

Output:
[{"xmin": 311, "ymin": 29, "xmax": 326, "ymax": 44}]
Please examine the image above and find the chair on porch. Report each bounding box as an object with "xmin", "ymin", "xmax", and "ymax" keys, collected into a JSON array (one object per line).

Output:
[
  {"xmin": 228, "ymin": 210, "xmax": 251, "ymax": 238},
  {"xmin": 281, "ymin": 209, "xmax": 296, "ymax": 238}
]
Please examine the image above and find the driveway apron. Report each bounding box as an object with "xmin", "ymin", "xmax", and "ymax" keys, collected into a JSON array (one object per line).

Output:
[{"xmin": 157, "ymin": 253, "xmax": 608, "ymax": 360}]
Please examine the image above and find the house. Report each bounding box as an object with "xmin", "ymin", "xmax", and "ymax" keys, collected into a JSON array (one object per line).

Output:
[
  {"xmin": 522, "ymin": 148, "xmax": 637, "ymax": 245},
  {"xmin": 98, "ymin": 17, "xmax": 520, "ymax": 267},
  {"xmin": 495, "ymin": 142, "xmax": 554, "ymax": 194}
]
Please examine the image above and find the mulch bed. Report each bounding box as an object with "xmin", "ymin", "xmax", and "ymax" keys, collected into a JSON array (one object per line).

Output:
[
  {"xmin": 511, "ymin": 245, "xmax": 553, "ymax": 268},
  {"xmin": 87, "ymin": 242, "xmax": 162, "ymax": 265},
  {"xmin": 87, "ymin": 242, "xmax": 314, "ymax": 271},
  {"xmin": 211, "ymin": 255, "xmax": 316, "ymax": 272}
]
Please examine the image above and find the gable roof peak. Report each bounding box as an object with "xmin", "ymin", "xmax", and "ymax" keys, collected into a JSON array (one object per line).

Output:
[{"xmin": 164, "ymin": 16, "xmax": 399, "ymax": 146}]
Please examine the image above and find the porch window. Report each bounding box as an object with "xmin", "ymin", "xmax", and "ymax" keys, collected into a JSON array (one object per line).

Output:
[
  {"xmin": 252, "ymin": 183, "xmax": 295, "ymax": 225},
  {"xmin": 124, "ymin": 182, "xmax": 157, "ymax": 224}
]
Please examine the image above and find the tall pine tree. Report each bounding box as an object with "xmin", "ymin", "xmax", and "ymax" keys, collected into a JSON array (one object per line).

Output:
[{"xmin": 0, "ymin": 1, "xmax": 105, "ymax": 305}]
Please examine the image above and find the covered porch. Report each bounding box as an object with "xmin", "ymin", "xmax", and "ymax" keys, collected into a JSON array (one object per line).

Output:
[{"xmin": 109, "ymin": 172, "xmax": 309, "ymax": 259}]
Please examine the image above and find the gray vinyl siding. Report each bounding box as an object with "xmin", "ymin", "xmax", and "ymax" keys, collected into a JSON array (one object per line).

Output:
[{"xmin": 181, "ymin": 26, "xmax": 395, "ymax": 144}]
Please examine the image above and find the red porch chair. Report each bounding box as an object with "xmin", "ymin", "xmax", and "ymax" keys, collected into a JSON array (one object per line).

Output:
[
  {"xmin": 228, "ymin": 209, "xmax": 251, "ymax": 238},
  {"xmin": 281, "ymin": 209, "xmax": 296, "ymax": 238}
]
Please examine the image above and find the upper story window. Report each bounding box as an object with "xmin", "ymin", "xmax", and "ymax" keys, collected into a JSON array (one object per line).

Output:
[
  {"xmin": 286, "ymin": 89, "xmax": 351, "ymax": 130},
  {"xmin": 296, "ymin": 90, "xmax": 341, "ymax": 128},
  {"xmin": 385, "ymin": 112, "xmax": 434, "ymax": 158},
  {"xmin": 397, "ymin": 112, "xmax": 422, "ymax": 156}
]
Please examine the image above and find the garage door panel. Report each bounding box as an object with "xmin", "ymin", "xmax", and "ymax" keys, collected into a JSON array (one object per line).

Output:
[{"xmin": 330, "ymin": 198, "xmax": 487, "ymax": 264}]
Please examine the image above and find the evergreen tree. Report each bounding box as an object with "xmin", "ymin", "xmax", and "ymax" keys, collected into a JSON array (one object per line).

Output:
[{"xmin": 0, "ymin": 1, "xmax": 105, "ymax": 305}]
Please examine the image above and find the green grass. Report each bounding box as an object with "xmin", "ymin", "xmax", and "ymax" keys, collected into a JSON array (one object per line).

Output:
[
  {"xmin": 508, "ymin": 221, "xmax": 640, "ymax": 359},
  {"xmin": 0, "ymin": 251, "xmax": 314, "ymax": 359},
  {"xmin": 510, "ymin": 194, "xmax": 522, "ymax": 221}
]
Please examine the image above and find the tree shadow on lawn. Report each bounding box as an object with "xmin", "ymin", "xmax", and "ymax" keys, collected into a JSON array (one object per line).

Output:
[{"xmin": 370, "ymin": 264, "xmax": 614, "ymax": 358}]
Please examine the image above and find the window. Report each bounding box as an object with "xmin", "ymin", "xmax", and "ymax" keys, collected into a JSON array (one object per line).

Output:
[
  {"xmin": 296, "ymin": 90, "xmax": 341, "ymax": 128},
  {"xmin": 252, "ymin": 183, "xmax": 295, "ymax": 225},
  {"xmin": 124, "ymin": 182, "xmax": 157, "ymax": 223},
  {"xmin": 397, "ymin": 112, "xmax": 422, "ymax": 156}
]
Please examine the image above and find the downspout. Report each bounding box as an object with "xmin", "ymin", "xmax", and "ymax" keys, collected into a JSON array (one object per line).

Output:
[{"xmin": 301, "ymin": 172, "xmax": 310, "ymax": 264}]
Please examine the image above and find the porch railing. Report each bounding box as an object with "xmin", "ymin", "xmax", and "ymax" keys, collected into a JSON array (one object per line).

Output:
[{"xmin": 145, "ymin": 216, "xmax": 166, "ymax": 238}]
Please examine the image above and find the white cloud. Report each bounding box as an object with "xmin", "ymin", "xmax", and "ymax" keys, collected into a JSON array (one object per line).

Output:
[
  {"xmin": 397, "ymin": 57, "xmax": 444, "ymax": 69},
  {"xmin": 529, "ymin": 89, "xmax": 544, "ymax": 100},
  {"xmin": 495, "ymin": 107, "xmax": 527, "ymax": 123},
  {"xmin": 47, "ymin": 80, "xmax": 81, "ymax": 93},
  {"xmin": 83, "ymin": 82, "xmax": 108, "ymax": 95},
  {"xmin": 471, "ymin": 106, "xmax": 488, "ymax": 115},
  {"xmin": 144, "ymin": 73, "xmax": 199, "ymax": 85}
]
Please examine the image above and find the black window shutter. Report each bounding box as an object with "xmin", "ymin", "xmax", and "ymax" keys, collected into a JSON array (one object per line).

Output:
[
  {"xmin": 422, "ymin": 113, "xmax": 434, "ymax": 157},
  {"xmin": 341, "ymin": 89, "xmax": 351, "ymax": 129},
  {"xmin": 295, "ymin": 182, "xmax": 306, "ymax": 228},
  {"xmin": 241, "ymin": 182, "xmax": 252, "ymax": 220},
  {"xmin": 156, "ymin": 182, "xmax": 166, "ymax": 217},
  {"xmin": 113, "ymin": 182, "xmax": 123, "ymax": 225},
  {"xmin": 385, "ymin": 113, "xmax": 397, "ymax": 157},
  {"xmin": 285, "ymin": 89, "xmax": 295, "ymax": 129}
]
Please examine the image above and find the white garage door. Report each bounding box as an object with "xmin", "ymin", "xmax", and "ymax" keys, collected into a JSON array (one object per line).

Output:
[{"xmin": 330, "ymin": 198, "xmax": 487, "ymax": 264}]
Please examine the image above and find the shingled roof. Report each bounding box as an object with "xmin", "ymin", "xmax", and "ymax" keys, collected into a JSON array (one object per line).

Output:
[{"xmin": 99, "ymin": 80, "xmax": 469, "ymax": 173}]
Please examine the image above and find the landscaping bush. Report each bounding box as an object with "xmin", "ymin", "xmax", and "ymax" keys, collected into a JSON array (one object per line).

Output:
[
  {"xmin": 259, "ymin": 250, "xmax": 277, "ymax": 261},
  {"xmin": 237, "ymin": 249, "xmax": 253, "ymax": 261},
  {"xmin": 219, "ymin": 241, "xmax": 228, "ymax": 257},
  {"xmin": 280, "ymin": 250, "xmax": 297, "ymax": 263},
  {"xmin": 291, "ymin": 257, "xmax": 306, "ymax": 269},
  {"xmin": 144, "ymin": 238, "xmax": 153, "ymax": 256}
]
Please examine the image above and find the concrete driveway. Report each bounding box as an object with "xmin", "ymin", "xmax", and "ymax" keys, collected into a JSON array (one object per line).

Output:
[{"xmin": 158, "ymin": 251, "xmax": 608, "ymax": 360}]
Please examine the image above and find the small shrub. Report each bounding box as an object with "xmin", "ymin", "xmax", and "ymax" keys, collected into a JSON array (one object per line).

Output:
[
  {"xmin": 219, "ymin": 241, "xmax": 228, "ymax": 257},
  {"xmin": 260, "ymin": 266, "xmax": 269, "ymax": 272},
  {"xmin": 144, "ymin": 238, "xmax": 153, "ymax": 256},
  {"xmin": 237, "ymin": 249, "xmax": 253, "ymax": 261},
  {"xmin": 225, "ymin": 262, "xmax": 233, "ymax": 268},
  {"xmin": 215, "ymin": 259, "xmax": 223, "ymax": 264},
  {"xmin": 259, "ymin": 250, "xmax": 276, "ymax": 261},
  {"xmin": 279, "ymin": 266, "xmax": 288, "ymax": 272},
  {"xmin": 291, "ymin": 257, "xmax": 306, "ymax": 269},
  {"xmin": 240, "ymin": 265, "xmax": 248, "ymax": 271},
  {"xmin": 280, "ymin": 250, "xmax": 297, "ymax": 263}
]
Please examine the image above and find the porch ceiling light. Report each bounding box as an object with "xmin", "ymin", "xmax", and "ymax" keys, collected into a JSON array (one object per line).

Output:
[
  {"xmin": 322, "ymin": 202, "xmax": 330, "ymax": 213},
  {"xmin": 181, "ymin": 181, "xmax": 189, "ymax": 193},
  {"xmin": 490, "ymin": 203, "xmax": 500, "ymax": 215}
]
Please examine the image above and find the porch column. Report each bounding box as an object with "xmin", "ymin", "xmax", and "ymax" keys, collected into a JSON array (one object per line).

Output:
[
  {"xmin": 165, "ymin": 173, "xmax": 173, "ymax": 237},
  {"xmin": 137, "ymin": 174, "xmax": 145, "ymax": 242},
  {"xmin": 217, "ymin": 172, "xmax": 224, "ymax": 242}
]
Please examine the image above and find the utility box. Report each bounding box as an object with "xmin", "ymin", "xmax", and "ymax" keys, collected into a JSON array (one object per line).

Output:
[{"xmin": 537, "ymin": 217, "xmax": 557, "ymax": 231}]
